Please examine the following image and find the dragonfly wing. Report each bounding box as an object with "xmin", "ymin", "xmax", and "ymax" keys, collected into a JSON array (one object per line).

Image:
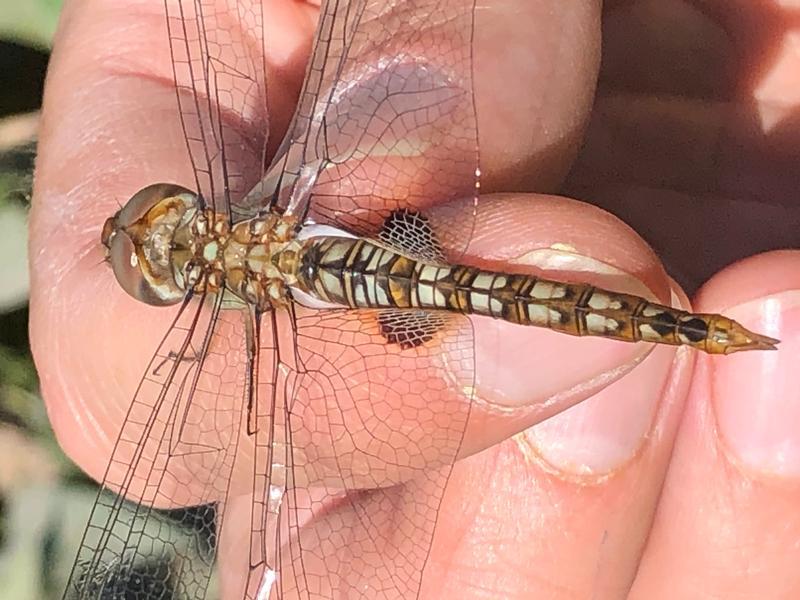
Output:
[
  {"xmin": 261, "ymin": 0, "xmax": 480, "ymax": 257},
  {"xmin": 165, "ymin": 0, "xmax": 270, "ymax": 219},
  {"xmin": 63, "ymin": 296, "xmax": 250, "ymax": 599},
  {"xmin": 272, "ymin": 306, "xmax": 475, "ymax": 598}
]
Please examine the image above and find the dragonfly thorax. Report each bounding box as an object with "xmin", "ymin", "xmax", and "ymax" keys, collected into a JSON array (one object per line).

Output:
[{"xmin": 221, "ymin": 213, "xmax": 304, "ymax": 310}]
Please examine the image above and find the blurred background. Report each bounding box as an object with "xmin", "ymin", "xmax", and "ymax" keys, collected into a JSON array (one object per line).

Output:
[{"xmin": 0, "ymin": 2, "xmax": 101, "ymax": 598}]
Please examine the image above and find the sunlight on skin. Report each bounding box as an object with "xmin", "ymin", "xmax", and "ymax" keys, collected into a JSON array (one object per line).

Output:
[
  {"xmin": 754, "ymin": 30, "xmax": 800, "ymax": 131},
  {"xmin": 29, "ymin": 0, "xmax": 800, "ymax": 599}
]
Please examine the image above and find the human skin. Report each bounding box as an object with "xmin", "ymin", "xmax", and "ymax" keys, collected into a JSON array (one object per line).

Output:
[{"xmin": 29, "ymin": 1, "xmax": 800, "ymax": 599}]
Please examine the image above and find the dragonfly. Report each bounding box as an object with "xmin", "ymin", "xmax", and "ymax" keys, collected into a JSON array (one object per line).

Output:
[{"xmin": 63, "ymin": 1, "xmax": 779, "ymax": 599}]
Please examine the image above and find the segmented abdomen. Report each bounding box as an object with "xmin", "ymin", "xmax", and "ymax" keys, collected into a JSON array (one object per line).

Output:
[{"xmin": 295, "ymin": 237, "xmax": 777, "ymax": 355}]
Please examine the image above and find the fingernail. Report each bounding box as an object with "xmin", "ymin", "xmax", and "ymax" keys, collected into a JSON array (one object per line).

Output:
[
  {"xmin": 473, "ymin": 249, "xmax": 657, "ymax": 409},
  {"xmin": 520, "ymin": 289, "xmax": 686, "ymax": 475},
  {"xmin": 510, "ymin": 246, "xmax": 655, "ymax": 298},
  {"xmin": 713, "ymin": 290, "xmax": 800, "ymax": 476}
]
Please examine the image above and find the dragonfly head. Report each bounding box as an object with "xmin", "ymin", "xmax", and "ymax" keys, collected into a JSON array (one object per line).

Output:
[{"xmin": 102, "ymin": 183, "xmax": 199, "ymax": 306}]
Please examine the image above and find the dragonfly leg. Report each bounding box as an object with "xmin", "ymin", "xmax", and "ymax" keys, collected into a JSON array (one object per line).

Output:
[
  {"xmin": 151, "ymin": 348, "xmax": 198, "ymax": 376},
  {"xmin": 244, "ymin": 305, "xmax": 261, "ymax": 436}
]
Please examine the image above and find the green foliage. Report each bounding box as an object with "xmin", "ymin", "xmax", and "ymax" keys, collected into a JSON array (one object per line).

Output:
[{"xmin": 0, "ymin": 0, "xmax": 62, "ymax": 49}]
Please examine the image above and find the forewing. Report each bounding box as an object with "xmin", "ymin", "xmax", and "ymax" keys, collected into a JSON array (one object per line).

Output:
[
  {"xmin": 166, "ymin": 0, "xmax": 269, "ymax": 219},
  {"xmin": 261, "ymin": 0, "xmax": 479, "ymax": 256},
  {"xmin": 63, "ymin": 297, "xmax": 248, "ymax": 599},
  {"xmin": 274, "ymin": 306, "xmax": 475, "ymax": 598}
]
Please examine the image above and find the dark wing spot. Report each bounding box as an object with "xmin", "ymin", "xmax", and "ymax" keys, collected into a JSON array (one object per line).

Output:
[
  {"xmin": 378, "ymin": 209, "xmax": 446, "ymax": 263},
  {"xmin": 377, "ymin": 309, "xmax": 445, "ymax": 349}
]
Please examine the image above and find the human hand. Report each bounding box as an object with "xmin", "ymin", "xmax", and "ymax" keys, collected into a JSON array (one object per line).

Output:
[{"xmin": 29, "ymin": 1, "xmax": 799, "ymax": 598}]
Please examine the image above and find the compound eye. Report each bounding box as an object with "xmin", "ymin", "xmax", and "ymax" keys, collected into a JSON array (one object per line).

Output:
[
  {"xmin": 108, "ymin": 230, "xmax": 181, "ymax": 306},
  {"xmin": 116, "ymin": 183, "xmax": 196, "ymax": 227}
]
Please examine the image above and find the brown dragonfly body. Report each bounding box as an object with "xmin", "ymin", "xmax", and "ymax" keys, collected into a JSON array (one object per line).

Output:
[{"xmin": 105, "ymin": 184, "xmax": 777, "ymax": 356}]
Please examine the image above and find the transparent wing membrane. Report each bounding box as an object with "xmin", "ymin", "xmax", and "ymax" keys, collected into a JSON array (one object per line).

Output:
[
  {"xmin": 69, "ymin": 0, "xmax": 483, "ymax": 598},
  {"xmin": 226, "ymin": 304, "xmax": 475, "ymax": 599},
  {"xmin": 64, "ymin": 296, "xmax": 250, "ymax": 598},
  {"xmin": 166, "ymin": 0, "xmax": 270, "ymax": 219},
  {"xmin": 260, "ymin": 0, "xmax": 480, "ymax": 255},
  {"xmin": 272, "ymin": 307, "xmax": 474, "ymax": 597}
]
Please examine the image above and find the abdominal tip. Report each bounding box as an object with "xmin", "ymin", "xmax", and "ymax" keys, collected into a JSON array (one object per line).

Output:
[{"xmin": 724, "ymin": 323, "xmax": 780, "ymax": 354}]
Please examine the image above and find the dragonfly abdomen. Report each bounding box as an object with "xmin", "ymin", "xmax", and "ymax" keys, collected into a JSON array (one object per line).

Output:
[
  {"xmin": 295, "ymin": 237, "xmax": 777, "ymax": 355},
  {"xmin": 449, "ymin": 269, "xmax": 777, "ymax": 354}
]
